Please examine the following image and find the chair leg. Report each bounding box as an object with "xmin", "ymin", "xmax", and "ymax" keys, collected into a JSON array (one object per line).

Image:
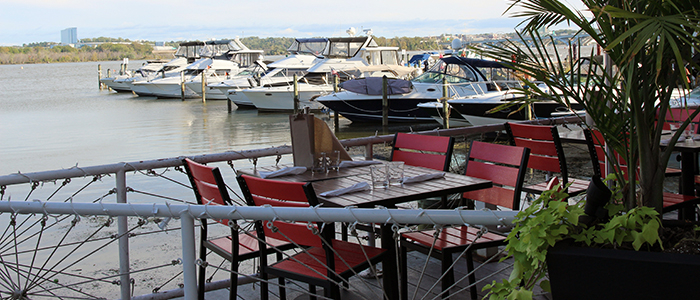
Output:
[
  {"xmin": 441, "ymin": 252, "xmax": 453, "ymax": 299},
  {"xmin": 400, "ymin": 241, "xmax": 408, "ymax": 300},
  {"xmin": 466, "ymin": 250, "xmax": 478, "ymax": 300},
  {"xmin": 276, "ymin": 252, "xmax": 286, "ymax": 300},
  {"xmin": 309, "ymin": 285, "xmax": 317, "ymax": 300},
  {"xmin": 198, "ymin": 242, "xmax": 207, "ymax": 300},
  {"xmin": 229, "ymin": 264, "xmax": 236, "ymax": 300}
]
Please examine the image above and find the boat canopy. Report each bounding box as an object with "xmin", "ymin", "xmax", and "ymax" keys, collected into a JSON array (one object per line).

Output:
[
  {"xmin": 287, "ymin": 38, "xmax": 328, "ymax": 56},
  {"xmin": 324, "ymin": 36, "xmax": 375, "ymax": 59},
  {"xmin": 340, "ymin": 77, "xmax": 413, "ymax": 95}
]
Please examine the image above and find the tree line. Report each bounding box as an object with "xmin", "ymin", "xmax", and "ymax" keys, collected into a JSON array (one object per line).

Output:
[{"xmin": 1, "ymin": 32, "xmax": 581, "ymax": 65}]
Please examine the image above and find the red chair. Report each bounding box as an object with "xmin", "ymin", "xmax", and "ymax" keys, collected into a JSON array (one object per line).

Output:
[
  {"xmin": 399, "ymin": 141, "xmax": 530, "ymax": 300},
  {"xmin": 237, "ymin": 174, "xmax": 388, "ymax": 300},
  {"xmin": 183, "ymin": 158, "xmax": 294, "ymax": 300},
  {"xmin": 583, "ymin": 130, "xmax": 700, "ymax": 219},
  {"xmin": 390, "ymin": 132, "xmax": 455, "ymax": 208},
  {"xmin": 390, "ymin": 132, "xmax": 454, "ymax": 172},
  {"xmin": 505, "ymin": 122, "xmax": 589, "ymax": 196}
]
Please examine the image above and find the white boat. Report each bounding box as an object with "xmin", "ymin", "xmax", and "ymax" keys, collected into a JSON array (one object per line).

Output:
[
  {"xmin": 100, "ymin": 60, "xmax": 168, "ymax": 92},
  {"xmin": 139, "ymin": 39, "xmax": 261, "ymax": 99},
  {"xmin": 128, "ymin": 57, "xmax": 191, "ymax": 97},
  {"xmin": 208, "ymin": 38, "xmax": 327, "ymax": 108},
  {"xmin": 243, "ymin": 36, "xmax": 410, "ymax": 112}
]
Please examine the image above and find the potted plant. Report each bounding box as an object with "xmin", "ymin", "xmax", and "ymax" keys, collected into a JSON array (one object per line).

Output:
[
  {"xmin": 477, "ymin": 0, "xmax": 700, "ymax": 298},
  {"xmin": 484, "ymin": 177, "xmax": 700, "ymax": 299}
]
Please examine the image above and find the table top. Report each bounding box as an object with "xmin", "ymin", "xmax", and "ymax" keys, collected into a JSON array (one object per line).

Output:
[{"xmin": 240, "ymin": 163, "xmax": 492, "ymax": 209}]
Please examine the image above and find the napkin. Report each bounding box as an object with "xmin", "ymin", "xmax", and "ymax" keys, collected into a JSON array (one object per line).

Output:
[
  {"xmin": 319, "ymin": 182, "xmax": 370, "ymax": 197},
  {"xmin": 259, "ymin": 166, "xmax": 307, "ymax": 179},
  {"xmin": 662, "ymin": 136, "xmax": 686, "ymax": 144},
  {"xmin": 338, "ymin": 160, "xmax": 383, "ymax": 168},
  {"xmin": 402, "ymin": 172, "xmax": 446, "ymax": 184}
]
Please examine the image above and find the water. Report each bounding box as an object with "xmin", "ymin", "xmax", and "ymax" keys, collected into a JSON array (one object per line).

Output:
[{"xmin": 0, "ymin": 61, "xmax": 441, "ymax": 176}]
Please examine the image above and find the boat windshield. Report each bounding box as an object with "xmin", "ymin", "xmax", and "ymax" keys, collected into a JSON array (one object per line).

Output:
[
  {"xmin": 325, "ymin": 37, "xmax": 369, "ymax": 58},
  {"xmin": 365, "ymin": 50, "xmax": 400, "ymax": 66},
  {"xmin": 412, "ymin": 60, "xmax": 479, "ymax": 83},
  {"xmin": 288, "ymin": 38, "xmax": 327, "ymax": 56},
  {"xmin": 231, "ymin": 53, "xmax": 263, "ymax": 68},
  {"xmin": 184, "ymin": 69, "xmax": 204, "ymax": 76}
]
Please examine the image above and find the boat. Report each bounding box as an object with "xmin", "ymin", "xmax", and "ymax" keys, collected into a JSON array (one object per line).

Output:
[
  {"xmin": 208, "ymin": 38, "xmax": 327, "ymax": 108},
  {"xmin": 100, "ymin": 59, "xmax": 169, "ymax": 92},
  {"xmin": 138, "ymin": 39, "xmax": 262, "ymax": 99},
  {"xmin": 243, "ymin": 36, "xmax": 411, "ymax": 112},
  {"xmin": 316, "ymin": 56, "xmax": 504, "ymax": 122}
]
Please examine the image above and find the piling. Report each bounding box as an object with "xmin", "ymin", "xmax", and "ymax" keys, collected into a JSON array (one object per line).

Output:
[
  {"xmin": 382, "ymin": 75, "xmax": 389, "ymax": 128},
  {"xmin": 201, "ymin": 72, "xmax": 206, "ymax": 102},
  {"xmin": 293, "ymin": 74, "xmax": 299, "ymax": 113},
  {"xmin": 98, "ymin": 64, "xmax": 103, "ymax": 90},
  {"xmin": 333, "ymin": 74, "xmax": 340, "ymax": 133},
  {"xmin": 180, "ymin": 71, "xmax": 186, "ymax": 101},
  {"xmin": 442, "ymin": 77, "xmax": 449, "ymax": 129}
]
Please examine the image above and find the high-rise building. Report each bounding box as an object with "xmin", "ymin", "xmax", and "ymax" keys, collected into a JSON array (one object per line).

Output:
[{"xmin": 61, "ymin": 27, "xmax": 78, "ymax": 45}]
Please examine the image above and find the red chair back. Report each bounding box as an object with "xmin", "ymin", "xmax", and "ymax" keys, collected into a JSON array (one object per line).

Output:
[
  {"xmin": 584, "ymin": 130, "xmax": 636, "ymax": 181},
  {"xmin": 463, "ymin": 141, "xmax": 530, "ymax": 210},
  {"xmin": 183, "ymin": 158, "xmax": 231, "ymax": 226},
  {"xmin": 505, "ymin": 122, "xmax": 568, "ymax": 184},
  {"xmin": 237, "ymin": 174, "xmax": 324, "ymax": 248},
  {"xmin": 390, "ymin": 132, "xmax": 454, "ymax": 171},
  {"xmin": 660, "ymin": 107, "xmax": 700, "ymax": 132}
]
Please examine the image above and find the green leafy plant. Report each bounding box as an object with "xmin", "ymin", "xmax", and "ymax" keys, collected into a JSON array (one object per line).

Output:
[
  {"xmin": 477, "ymin": 0, "xmax": 700, "ymax": 211},
  {"xmin": 484, "ymin": 178, "xmax": 663, "ymax": 300}
]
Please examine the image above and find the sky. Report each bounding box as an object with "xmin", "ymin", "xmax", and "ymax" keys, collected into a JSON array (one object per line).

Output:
[{"xmin": 0, "ymin": 0, "xmax": 584, "ymax": 46}]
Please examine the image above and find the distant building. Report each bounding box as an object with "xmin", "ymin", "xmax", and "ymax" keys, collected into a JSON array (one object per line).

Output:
[
  {"xmin": 61, "ymin": 28, "xmax": 78, "ymax": 45},
  {"xmin": 155, "ymin": 41, "xmax": 165, "ymax": 47}
]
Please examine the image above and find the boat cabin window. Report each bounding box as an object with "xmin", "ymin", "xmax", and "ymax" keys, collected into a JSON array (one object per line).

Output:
[
  {"xmin": 213, "ymin": 69, "xmax": 232, "ymax": 76},
  {"xmin": 412, "ymin": 60, "xmax": 479, "ymax": 83},
  {"xmin": 327, "ymin": 40, "xmax": 365, "ymax": 58},
  {"xmin": 232, "ymin": 53, "xmax": 262, "ymax": 68},
  {"xmin": 184, "ymin": 69, "xmax": 204, "ymax": 76},
  {"xmin": 289, "ymin": 39, "xmax": 327, "ymax": 56},
  {"xmin": 365, "ymin": 50, "xmax": 400, "ymax": 66}
]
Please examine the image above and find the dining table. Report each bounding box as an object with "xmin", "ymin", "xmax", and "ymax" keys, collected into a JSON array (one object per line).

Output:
[
  {"xmin": 559, "ymin": 129, "xmax": 699, "ymax": 219},
  {"xmin": 240, "ymin": 162, "xmax": 492, "ymax": 300}
]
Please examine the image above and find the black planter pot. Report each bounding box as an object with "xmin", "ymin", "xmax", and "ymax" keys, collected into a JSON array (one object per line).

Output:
[{"xmin": 547, "ymin": 241, "xmax": 700, "ymax": 299}]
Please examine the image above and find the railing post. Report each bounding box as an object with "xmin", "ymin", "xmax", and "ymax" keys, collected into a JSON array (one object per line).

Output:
[
  {"xmin": 116, "ymin": 169, "xmax": 131, "ymax": 300},
  {"xmin": 180, "ymin": 212, "xmax": 198, "ymax": 300}
]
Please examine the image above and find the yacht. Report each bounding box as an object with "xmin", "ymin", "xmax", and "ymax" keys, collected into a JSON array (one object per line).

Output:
[
  {"xmin": 208, "ymin": 38, "xmax": 327, "ymax": 107},
  {"xmin": 316, "ymin": 56, "xmax": 500, "ymax": 122},
  {"xmin": 138, "ymin": 39, "xmax": 261, "ymax": 99},
  {"xmin": 100, "ymin": 59, "xmax": 168, "ymax": 92},
  {"xmin": 243, "ymin": 36, "xmax": 410, "ymax": 112}
]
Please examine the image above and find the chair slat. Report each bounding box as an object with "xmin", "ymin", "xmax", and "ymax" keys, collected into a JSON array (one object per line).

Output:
[{"xmin": 393, "ymin": 132, "xmax": 452, "ymax": 153}]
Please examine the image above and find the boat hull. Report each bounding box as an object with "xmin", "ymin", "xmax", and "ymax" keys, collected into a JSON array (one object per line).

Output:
[
  {"xmin": 318, "ymin": 96, "xmax": 436, "ymax": 123},
  {"xmin": 243, "ymin": 84, "xmax": 327, "ymax": 111},
  {"xmin": 451, "ymin": 101, "xmax": 584, "ymax": 126}
]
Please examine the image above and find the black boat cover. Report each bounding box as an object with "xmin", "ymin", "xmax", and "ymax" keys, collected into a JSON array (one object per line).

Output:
[{"xmin": 340, "ymin": 77, "xmax": 413, "ymax": 95}]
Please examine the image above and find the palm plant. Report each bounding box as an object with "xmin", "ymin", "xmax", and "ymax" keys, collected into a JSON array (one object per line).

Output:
[{"xmin": 478, "ymin": 0, "xmax": 700, "ymax": 211}]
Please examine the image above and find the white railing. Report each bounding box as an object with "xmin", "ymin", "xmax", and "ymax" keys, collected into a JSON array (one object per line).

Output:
[{"xmin": 0, "ymin": 117, "xmax": 580, "ymax": 300}]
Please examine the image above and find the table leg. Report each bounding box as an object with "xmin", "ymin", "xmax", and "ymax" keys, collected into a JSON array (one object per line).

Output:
[
  {"xmin": 381, "ymin": 224, "xmax": 398, "ymax": 300},
  {"xmin": 680, "ymin": 151, "xmax": 697, "ymax": 220}
]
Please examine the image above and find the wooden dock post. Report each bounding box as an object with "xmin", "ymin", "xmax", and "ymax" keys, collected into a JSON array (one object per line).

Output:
[
  {"xmin": 180, "ymin": 71, "xmax": 186, "ymax": 101},
  {"xmin": 293, "ymin": 74, "xmax": 299, "ymax": 113},
  {"xmin": 442, "ymin": 76, "xmax": 449, "ymax": 129},
  {"xmin": 98, "ymin": 64, "xmax": 103, "ymax": 90},
  {"xmin": 382, "ymin": 75, "xmax": 389, "ymax": 128},
  {"xmin": 333, "ymin": 74, "xmax": 340, "ymax": 133},
  {"xmin": 201, "ymin": 72, "xmax": 206, "ymax": 102}
]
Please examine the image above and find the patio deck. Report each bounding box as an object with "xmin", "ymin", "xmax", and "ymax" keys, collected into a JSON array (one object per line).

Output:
[{"xmin": 185, "ymin": 249, "xmax": 550, "ymax": 300}]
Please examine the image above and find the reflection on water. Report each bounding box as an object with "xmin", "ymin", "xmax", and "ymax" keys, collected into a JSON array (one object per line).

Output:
[{"xmin": 0, "ymin": 61, "xmax": 438, "ymax": 175}]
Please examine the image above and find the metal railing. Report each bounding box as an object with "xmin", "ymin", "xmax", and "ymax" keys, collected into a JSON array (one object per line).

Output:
[{"xmin": 0, "ymin": 116, "xmax": 581, "ymax": 300}]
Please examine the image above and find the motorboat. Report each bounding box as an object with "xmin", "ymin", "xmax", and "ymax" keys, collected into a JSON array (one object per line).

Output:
[
  {"xmin": 316, "ymin": 56, "xmax": 503, "ymax": 122},
  {"xmin": 100, "ymin": 59, "xmax": 169, "ymax": 92},
  {"xmin": 138, "ymin": 39, "xmax": 261, "ymax": 99},
  {"xmin": 127, "ymin": 41, "xmax": 209, "ymax": 97},
  {"xmin": 208, "ymin": 38, "xmax": 327, "ymax": 108},
  {"xmin": 243, "ymin": 36, "xmax": 412, "ymax": 112}
]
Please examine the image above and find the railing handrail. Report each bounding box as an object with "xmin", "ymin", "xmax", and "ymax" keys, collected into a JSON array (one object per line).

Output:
[{"xmin": 0, "ymin": 116, "xmax": 581, "ymax": 186}]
